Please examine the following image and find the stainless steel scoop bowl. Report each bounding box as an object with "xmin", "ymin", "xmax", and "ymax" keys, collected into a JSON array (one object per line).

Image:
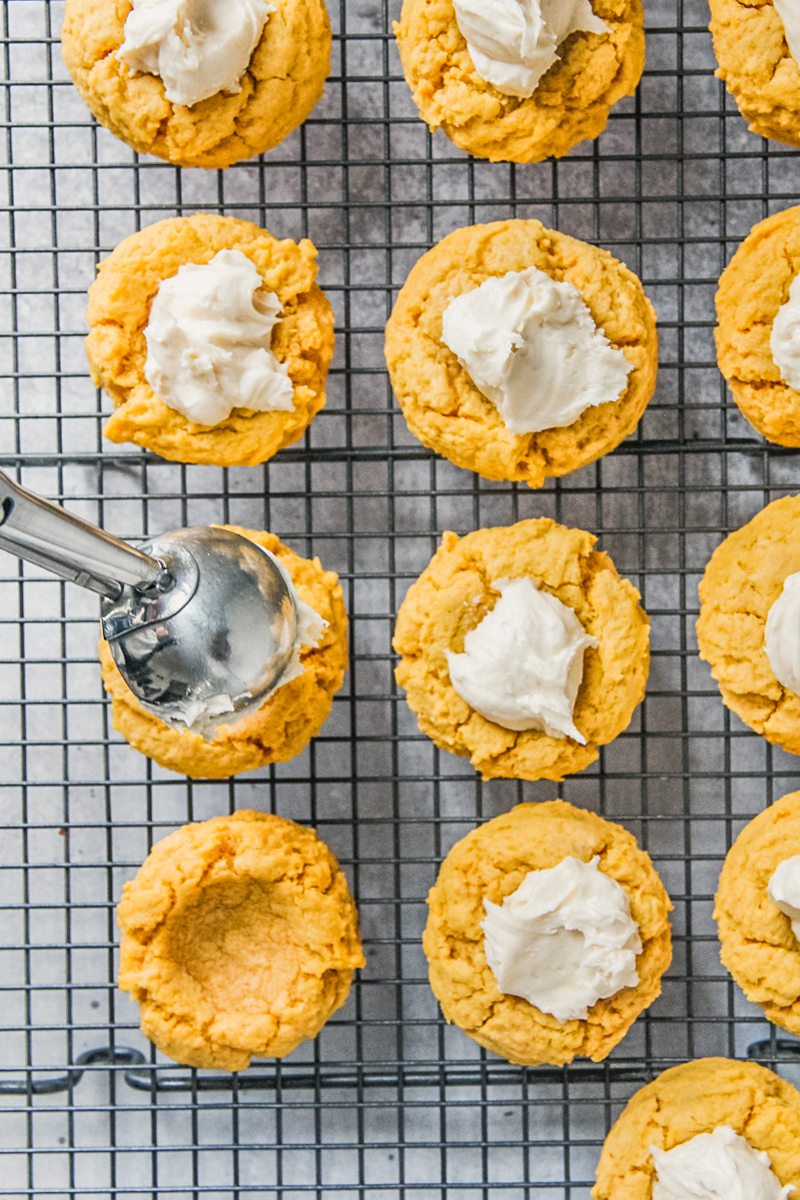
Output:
[{"xmin": 0, "ymin": 470, "xmax": 298, "ymax": 738}]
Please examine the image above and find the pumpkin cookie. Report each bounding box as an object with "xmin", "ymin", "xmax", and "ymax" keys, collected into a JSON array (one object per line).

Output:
[
  {"xmin": 697, "ymin": 495, "xmax": 800, "ymax": 756},
  {"xmin": 118, "ymin": 810, "xmax": 364, "ymax": 1071},
  {"xmin": 423, "ymin": 801, "xmax": 672, "ymax": 1067},
  {"xmin": 716, "ymin": 205, "xmax": 800, "ymax": 446},
  {"xmin": 86, "ymin": 214, "xmax": 334, "ymax": 467},
  {"xmin": 593, "ymin": 1057, "xmax": 800, "ymax": 1198},
  {"xmin": 61, "ymin": 0, "xmax": 331, "ymax": 169},
  {"xmin": 715, "ymin": 791, "xmax": 800, "ymax": 1035},
  {"xmin": 395, "ymin": 0, "xmax": 644, "ymax": 163},
  {"xmin": 710, "ymin": 0, "xmax": 800, "ymax": 148},
  {"xmin": 99, "ymin": 526, "xmax": 347, "ymax": 779},
  {"xmin": 393, "ymin": 519, "xmax": 650, "ymax": 782},
  {"xmin": 385, "ymin": 220, "xmax": 658, "ymax": 489}
]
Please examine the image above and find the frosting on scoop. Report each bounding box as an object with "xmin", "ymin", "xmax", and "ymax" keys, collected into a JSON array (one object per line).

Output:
[
  {"xmin": 445, "ymin": 577, "xmax": 597, "ymax": 742},
  {"xmin": 440, "ymin": 266, "xmax": 632, "ymax": 435},
  {"xmin": 651, "ymin": 1126, "xmax": 793, "ymax": 1200},
  {"xmin": 162, "ymin": 548, "xmax": 325, "ymax": 739},
  {"xmin": 119, "ymin": 0, "xmax": 272, "ymax": 109},
  {"xmin": 144, "ymin": 248, "xmax": 294, "ymax": 427},
  {"xmin": 452, "ymin": 0, "xmax": 609, "ymax": 98},
  {"xmin": 764, "ymin": 572, "xmax": 800, "ymax": 694},
  {"xmin": 482, "ymin": 855, "xmax": 641, "ymax": 1022}
]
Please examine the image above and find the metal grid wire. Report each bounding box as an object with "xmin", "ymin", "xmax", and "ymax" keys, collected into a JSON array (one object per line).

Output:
[{"xmin": 2, "ymin": 0, "xmax": 800, "ymax": 1194}]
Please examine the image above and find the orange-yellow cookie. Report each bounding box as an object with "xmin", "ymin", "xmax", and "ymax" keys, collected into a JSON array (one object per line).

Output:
[
  {"xmin": 716, "ymin": 205, "xmax": 800, "ymax": 446},
  {"xmin": 118, "ymin": 810, "xmax": 365, "ymax": 1071},
  {"xmin": 99, "ymin": 526, "xmax": 347, "ymax": 778},
  {"xmin": 393, "ymin": 518, "xmax": 650, "ymax": 782},
  {"xmin": 593, "ymin": 1057, "xmax": 800, "ymax": 1198},
  {"xmin": 395, "ymin": 0, "xmax": 645, "ymax": 163},
  {"xmin": 423, "ymin": 801, "xmax": 672, "ymax": 1067},
  {"xmin": 715, "ymin": 791, "xmax": 800, "ymax": 1035},
  {"xmin": 697, "ymin": 495, "xmax": 800, "ymax": 755},
  {"xmin": 61, "ymin": 0, "xmax": 331, "ymax": 168},
  {"xmin": 85, "ymin": 214, "xmax": 334, "ymax": 467},
  {"xmin": 710, "ymin": 0, "xmax": 800, "ymax": 149},
  {"xmin": 385, "ymin": 220, "xmax": 658, "ymax": 489}
]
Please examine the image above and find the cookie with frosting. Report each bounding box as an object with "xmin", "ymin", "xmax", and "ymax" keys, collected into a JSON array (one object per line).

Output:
[
  {"xmin": 697, "ymin": 495, "xmax": 800, "ymax": 756},
  {"xmin": 385, "ymin": 220, "xmax": 658, "ymax": 489},
  {"xmin": 715, "ymin": 790, "xmax": 800, "ymax": 1036},
  {"xmin": 62, "ymin": 0, "xmax": 331, "ymax": 168},
  {"xmin": 423, "ymin": 801, "xmax": 672, "ymax": 1067},
  {"xmin": 393, "ymin": 518, "xmax": 650, "ymax": 783},
  {"xmin": 710, "ymin": 0, "xmax": 800, "ymax": 147},
  {"xmin": 716, "ymin": 205, "xmax": 800, "ymax": 445},
  {"xmin": 594, "ymin": 1058, "xmax": 800, "ymax": 1199},
  {"xmin": 395, "ymin": 0, "xmax": 645, "ymax": 162},
  {"xmin": 86, "ymin": 214, "xmax": 334, "ymax": 467}
]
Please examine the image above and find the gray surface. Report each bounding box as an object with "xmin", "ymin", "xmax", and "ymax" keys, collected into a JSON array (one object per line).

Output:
[{"xmin": 1, "ymin": 0, "xmax": 800, "ymax": 1196}]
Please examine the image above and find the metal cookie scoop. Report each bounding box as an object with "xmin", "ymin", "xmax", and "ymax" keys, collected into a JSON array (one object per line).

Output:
[{"xmin": 0, "ymin": 470, "xmax": 298, "ymax": 738}]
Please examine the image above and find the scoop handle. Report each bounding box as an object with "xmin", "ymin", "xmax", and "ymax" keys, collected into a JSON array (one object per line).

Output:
[{"xmin": 0, "ymin": 470, "xmax": 164, "ymax": 599}]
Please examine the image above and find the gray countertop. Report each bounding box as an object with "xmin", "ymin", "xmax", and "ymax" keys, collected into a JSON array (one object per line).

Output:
[{"xmin": 1, "ymin": 0, "xmax": 799, "ymax": 1196}]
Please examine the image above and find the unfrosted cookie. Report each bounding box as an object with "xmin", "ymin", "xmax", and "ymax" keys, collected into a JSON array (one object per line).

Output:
[
  {"xmin": 61, "ymin": 0, "xmax": 331, "ymax": 169},
  {"xmin": 593, "ymin": 1057, "xmax": 800, "ymax": 1198},
  {"xmin": 423, "ymin": 801, "xmax": 672, "ymax": 1067},
  {"xmin": 715, "ymin": 791, "xmax": 800, "ymax": 1035},
  {"xmin": 118, "ymin": 810, "xmax": 364, "ymax": 1071},
  {"xmin": 395, "ymin": 0, "xmax": 644, "ymax": 163},
  {"xmin": 697, "ymin": 495, "xmax": 800, "ymax": 755},
  {"xmin": 385, "ymin": 220, "xmax": 658, "ymax": 489},
  {"xmin": 716, "ymin": 205, "xmax": 800, "ymax": 445},
  {"xmin": 86, "ymin": 214, "xmax": 334, "ymax": 467},
  {"xmin": 99, "ymin": 526, "xmax": 347, "ymax": 779},
  {"xmin": 710, "ymin": 0, "xmax": 800, "ymax": 148},
  {"xmin": 393, "ymin": 518, "xmax": 650, "ymax": 782}
]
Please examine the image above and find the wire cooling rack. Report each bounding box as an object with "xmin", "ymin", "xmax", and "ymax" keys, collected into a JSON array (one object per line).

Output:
[{"xmin": 3, "ymin": 0, "xmax": 800, "ymax": 1195}]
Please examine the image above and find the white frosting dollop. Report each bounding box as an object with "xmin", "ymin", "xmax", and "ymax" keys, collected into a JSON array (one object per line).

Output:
[
  {"xmin": 452, "ymin": 0, "xmax": 609, "ymax": 98},
  {"xmin": 440, "ymin": 266, "xmax": 632, "ymax": 435},
  {"xmin": 771, "ymin": 273, "xmax": 800, "ymax": 391},
  {"xmin": 769, "ymin": 854, "xmax": 800, "ymax": 942},
  {"xmin": 775, "ymin": 0, "xmax": 800, "ymax": 69},
  {"xmin": 119, "ymin": 0, "xmax": 272, "ymax": 108},
  {"xmin": 169, "ymin": 548, "xmax": 326, "ymax": 737},
  {"xmin": 144, "ymin": 248, "xmax": 294, "ymax": 427},
  {"xmin": 651, "ymin": 1126, "xmax": 793, "ymax": 1200},
  {"xmin": 482, "ymin": 856, "xmax": 641, "ymax": 1022},
  {"xmin": 445, "ymin": 577, "xmax": 597, "ymax": 743},
  {"xmin": 764, "ymin": 572, "xmax": 800, "ymax": 694}
]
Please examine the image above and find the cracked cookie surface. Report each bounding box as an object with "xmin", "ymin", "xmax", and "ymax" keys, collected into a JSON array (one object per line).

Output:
[
  {"xmin": 118, "ymin": 810, "xmax": 365, "ymax": 1071},
  {"xmin": 99, "ymin": 526, "xmax": 347, "ymax": 778},
  {"xmin": 710, "ymin": 0, "xmax": 800, "ymax": 148},
  {"xmin": 593, "ymin": 1057, "xmax": 800, "ymax": 1198},
  {"xmin": 697, "ymin": 495, "xmax": 800, "ymax": 755},
  {"xmin": 62, "ymin": 0, "xmax": 331, "ymax": 168},
  {"xmin": 423, "ymin": 801, "xmax": 672, "ymax": 1067},
  {"xmin": 393, "ymin": 519, "xmax": 650, "ymax": 782},
  {"xmin": 385, "ymin": 220, "xmax": 658, "ymax": 488},
  {"xmin": 715, "ymin": 791, "xmax": 800, "ymax": 1035},
  {"xmin": 395, "ymin": 0, "xmax": 644, "ymax": 162},
  {"xmin": 86, "ymin": 214, "xmax": 334, "ymax": 467},
  {"xmin": 716, "ymin": 205, "xmax": 800, "ymax": 445}
]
